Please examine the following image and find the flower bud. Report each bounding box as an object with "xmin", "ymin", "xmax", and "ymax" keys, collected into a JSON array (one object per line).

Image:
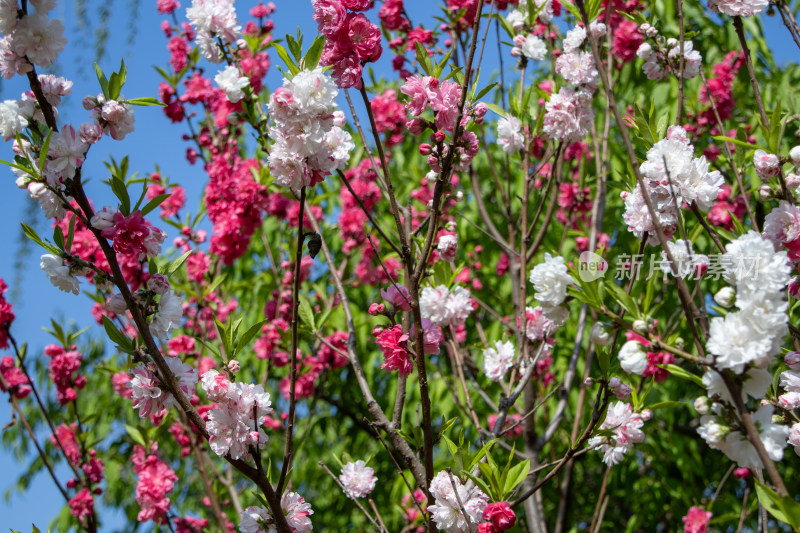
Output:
[
  {"xmin": 90, "ymin": 206, "xmax": 116, "ymax": 230},
  {"xmin": 786, "ymin": 351, "xmax": 800, "ymax": 371},
  {"xmin": 227, "ymin": 360, "xmax": 240, "ymax": 373},
  {"xmin": 419, "ymin": 143, "xmax": 432, "ymax": 155},
  {"xmin": 107, "ymin": 293, "xmax": 127, "ymax": 314},
  {"xmin": 758, "ymin": 184, "xmax": 772, "ymax": 200},
  {"xmin": 694, "ymin": 396, "xmax": 710, "ymax": 415},
  {"xmin": 583, "ymin": 377, "xmax": 594, "ymax": 387},
  {"xmin": 590, "ymin": 322, "xmax": 612, "ymax": 346},
  {"xmin": 640, "ymin": 409, "xmax": 652, "ymax": 421},
  {"xmin": 790, "ymin": 145, "xmax": 800, "ymax": 166},
  {"xmin": 368, "ymin": 303, "xmax": 383, "ymax": 316},
  {"xmin": 632, "ymin": 320, "xmax": 649, "ymax": 334},
  {"xmin": 733, "ymin": 467, "xmax": 750, "ymax": 479},
  {"xmin": 147, "ymin": 273, "xmax": 170, "ymax": 295},
  {"xmin": 713, "ymin": 287, "xmax": 735, "ymax": 308}
]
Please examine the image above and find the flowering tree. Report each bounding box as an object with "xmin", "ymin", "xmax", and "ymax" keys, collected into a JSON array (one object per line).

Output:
[{"xmin": 4, "ymin": 0, "xmax": 800, "ymax": 531}]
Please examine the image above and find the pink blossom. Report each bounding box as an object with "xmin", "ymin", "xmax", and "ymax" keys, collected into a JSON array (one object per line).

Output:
[
  {"xmin": 157, "ymin": 0, "xmax": 180, "ymax": 13},
  {"xmin": 483, "ymin": 501, "xmax": 517, "ymax": 531},
  {"xmin": 68, "ymin": 489, "xmax": 94, "ymax": 523},
  {"xmin": 381, "ymin": 284, "xmax": 412, "ymax": 311},
  {"xmin": 753, "ymin": 149, "xmax": 780, "ymax": 179},
  {"xmin": 410, "ymin": 318, "xmax": 443, "ymax": 355},
  {"xmin": 682, "ymin": 506, "xmax": 711, "ymax": 533},
  {"xmin": 0, "ymin": 355, "xmax": 30, "ymax": 399},
  {"xmin": 312, "ymin": 0, "xmax": 346, "ymax": 35},
  {"xmin": 101, "ymin": 210, "xmax": 166, "ymax": 258},
  {"xmin": 133, "ymin": 444, "xmax": 178, "ymax": 524},
  {"xmin": 375, "ymin": 325, "xmax": 413, "ymax": 376}
]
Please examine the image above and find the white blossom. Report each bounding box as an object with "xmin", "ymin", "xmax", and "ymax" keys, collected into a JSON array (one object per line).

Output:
[
  {"xmin": 619, "ymin": 340, "xmax": 647, "ymax": 375},
  {"xmin": 483, "ymin": 340, "xmax": 515, "ymax": 382},
  {"xmin": 587, "ymin": 402, "xmax": 645, "ymax": 466},
  {"xmin": 428, "ymin": 471, "xmax": 489, "ymax": 532},
  {"xmin": 40, "ymin": 253, "xmax": 79, "ymax": 294},
  {"xmin": 497, "ymin": 116, "xmax": 524, "ymax": 154},
  {"xmin": 215, "ymin": 65, "xmax": 250, "ymax": 103},
  {"xmin": 420, "ymin": 285, "xmax": 474, "ymax": 327},
  {"xmin": 529, "ymin": 253, "xmax": 572, "ymax": 309},
  {"xmin": 150, "ymin": 291, "xmax": 183, "ymax": 340},
  {"xmin": 339, "ymin": 460, "xmax": 377, "ymax": 499}
]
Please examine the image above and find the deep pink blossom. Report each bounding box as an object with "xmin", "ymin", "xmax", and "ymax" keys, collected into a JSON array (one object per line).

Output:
[
  {"xmin": 483, "ymin": 501, "xmax": 517, "ymax": 531},
  {"xmin": 682, "ymin": 506, "xmax": 711, "ymax": 533},
  {"xmin": 68, "ymin": 489, "xmax": 94, "ymax": 522},
  {"xmin": 375, "ymin": 325, "xmax": 413, "ymax": 376}
]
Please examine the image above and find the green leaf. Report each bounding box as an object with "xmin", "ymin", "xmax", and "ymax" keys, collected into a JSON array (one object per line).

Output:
[
  {"xmin": 646, "ymin": 401, "xmax": 685, "ymax": 410},
  {"xmin": 503, "ymin": 460, "xmax": 530, "ymax": 498},
  {"xmin": 124, "ymin": 424, "xmax": 147, "ymax": 447},
  {"xmin": 141, "ymin": 193, "xmax": 171, "ymax": 216},
  {"xmin": 711, "ymin": 135, "xmax": 758, "ymax": 151},
  {"xmin": 125, "ymin": 97, "xmax": 166, "ymax": 107},
  {"xmin": 39, "ymin": 129, "xmax": 53, "ymax": 176},
  {"xmin": 414, "ymin": 41, "xmax": 434, "ymax": 76},
  {"xmin": 65, "ymin": 215, "xmax": 76, "ymax": 252},
  {"xmin": 298, "ymin": 294, "xmax": 316, "ymax": 331},
  {"xmin": 167, "ymin": 250, "xmax": 192, "ymax": 276},
  {"xmin": 110, "ymin": 176, "xmax": 131, "ymax": 216},
  {"xmin": 101, "ymin": 316, "xmax": 131, "ymax": 352},
  {"xmin": 95, "ymin": 63, "xmax": 109, "ymax": 99},
  {"xmin": 215, "ymin": 318, "xmax": 232, "ymax": 359},
  {"xmin": 659, "ymin": 364, "xmax": 704, "ymax": 387},
  {"xmin": 484, "ymin": 102, "xmax": 507, "ymax": 118},
  {"xmin": 273, "ymin": 44, "xmax": 300, "ymax": 76},
  {"xmin": 303, "ymin": 35, "xmax": 325, "ymax": 70},
  {"xmin": 474, "ymin": 82, "xmax": 498, "ymax": 102},
  {"xmin": 235, "ymin": 320, "xmax": 268, "ymax": 356},
  {"xmin": 21, "ymin": 223, "xmax": 60, "ymax": 255},
  {"xmin": 754, "ymin": 479, "xmax": 800, "ymax": 529},
  {"xmin": 53, "ymin": 225, "xmax": 64, "ymax": 251},
  {"xmin": 603, "ymin": 281, "xmax": 638, "ymax": 317}
]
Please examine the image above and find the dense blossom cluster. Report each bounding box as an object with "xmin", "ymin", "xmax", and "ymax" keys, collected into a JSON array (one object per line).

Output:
[
  {"xmin": 588, "ymin": 401, "xmax": 646, "ymax": 465},
  {"xmin": 267, "ymin": 68, "xmax": 354, "ymax": 190},
  {"xmin": 428, "ymin": 470, "xmax": 489, "ymax": 532},
  {"xmin": 622, "ymin": 125, "xmax": 724, "ymax": 242},
  {"xmin": 239, "ymin": 492, "xmax": 313, "ymax": 533},
  {"xmin": 201, "ymin": 370, "xmax": 273, "ymax": 460},
  {"xmin": 312, "ymin": 0, "xmax": 382, "ymax": 89}
]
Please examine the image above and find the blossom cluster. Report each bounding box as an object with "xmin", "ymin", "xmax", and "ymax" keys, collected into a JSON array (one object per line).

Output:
[
  {"xmin": 313, "ymin": 0, "xmax": 382, "ymax": 89},
  {"xmin": 201, "ymin": 370, "xmax": 274, "ymax": 460},
  {"xmin": 267, "ymin": 68, "xmax": 354, "ymax": 190},
  {"xmin": 622, "ymin": 125, "xmax": 724, "ymax": 242}
]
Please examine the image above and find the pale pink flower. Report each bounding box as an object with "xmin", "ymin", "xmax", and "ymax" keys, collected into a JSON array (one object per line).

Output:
[{"xmin": 339, "ymin": 460, "xmax": 377, "ymax": 499}]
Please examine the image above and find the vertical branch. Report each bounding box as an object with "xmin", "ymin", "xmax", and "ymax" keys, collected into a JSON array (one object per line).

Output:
[{"xmin": 277, "ymin": 186, "xmax": 307, "ymax": 494}]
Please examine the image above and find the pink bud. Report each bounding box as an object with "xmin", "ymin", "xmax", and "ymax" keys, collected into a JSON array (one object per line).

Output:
[
  {"xmin": 786, "ymin": 351, "xmax": 800, "ymax": 371},
  {"xmin": 733, "ymin": 467, "xmax": 750, "ymax": 479},
  {"xmin": 419, "ymin": 143, "xmax": 432, "ymax": 155},
  {"xmin": 227, "ymin": 360, "xmax": 240, "ymax": 373},
  {"xmin": 434, "ymin": 130, "xmax": 446, "ymax": 143}
]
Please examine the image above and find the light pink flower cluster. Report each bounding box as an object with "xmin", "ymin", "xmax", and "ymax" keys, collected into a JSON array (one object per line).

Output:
[
  {"xmin": 587, "ymin": 401, "xmax": 645, "ymax": 466},
  {"xmin": 129, "ymin": 358, "xmax": 198, "ymax": 418},
  {"xmin": 622, "ymin": 125, "xmax": 724, "ymax": 242},
  {"xmin": 186, "ymin": 0, "xmax": 240, "ymax": 63},
  {"xmin": 401, "ymin": 75, "xmax": 480, "ymax": 171},
  {"xmin": 636, "ymin": 39, "xmax": 702, "ymax": 81},
  {"xmin": 707, "ymin": 0, "xmax": 768, "ymax": 17},
  {"xmin": 267, "ymin": 68, "xmax": 353, "ymax": 190},
  {"xmin": 0, "ymin": 0, "xmax": 66, "ymax": 77},
  {"xmin": 763, "ymin": 200, "xmax": 800, "ymax": 260},
  {"xmin": 339, "ymin": 460, "xmax": 377, "ymax": 498},
  {"xmin": 542, "ymin": 87, "xmax": 594, "ymax": 143},
  {"xmin": 428, "ymin": 470, "xmax": 489, "ymax": 532},
  {"xmin": 313, "ymin": 0, "xmax": 382, "ymax": 89},
  {"xmin": 239, "ymin": 492, "xmax": 313, "ymax": 533},
  {"xmin": 201, "ymin": 370, "xmax": 273, "ymax": 460},
  {"xmin": 132, "ymin": 444, "xmax": 178, "ymax": 524},
  {"xmin": 83, "ymin": 94, "xmax": 136, "ymax": 140}
]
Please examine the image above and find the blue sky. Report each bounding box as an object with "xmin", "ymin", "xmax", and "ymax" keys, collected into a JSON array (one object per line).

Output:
[{"xmin": 0, "ymin": 1, "xmax": 796, "ymax": 531}]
